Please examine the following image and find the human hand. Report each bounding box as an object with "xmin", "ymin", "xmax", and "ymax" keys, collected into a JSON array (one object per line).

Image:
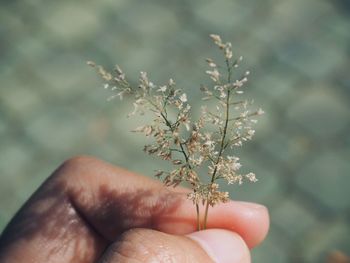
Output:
[{"xmin": 0, "ymin": 156, "xmax": 269, "ymax": 263}]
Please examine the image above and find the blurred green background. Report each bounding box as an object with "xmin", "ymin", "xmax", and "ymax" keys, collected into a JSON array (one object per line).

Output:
[{"xmin": 1, "ymin": 0, "xmax": 350, "ymax": 262}]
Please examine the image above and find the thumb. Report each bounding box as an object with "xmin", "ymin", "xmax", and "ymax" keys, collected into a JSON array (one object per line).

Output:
[{"xmin": 98, "ymin": 228, "xmax": 251, "ymax": 263}]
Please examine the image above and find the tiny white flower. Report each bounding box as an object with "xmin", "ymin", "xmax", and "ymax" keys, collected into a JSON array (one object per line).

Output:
[
  {"xmin": 219, "ymin": 91, "xmax": 227, "ymax": 98},
  {"xmin": 140, "ymin": 71, "xmax": 147, "ymax": 80},
  {"xmin": 158, "ymin": 85, "xmax": 167, "ymax": 92},
  {"xmin": 245, "ymin": 172, "xmax": 258, "ymax": 182},
  {"xmin": 149, "ymin": 82, "xmax": 155, "ymax": 89},
  {"xmin": 227, "ymin": 156, "xmax": 239, "ymax": 161},
  {"xmin": 204, "ymin": 140, "xmax": 215, "ymax": 147},
  {"xmin": 257, "ymin": 108, "xmax": 265, "ymax": 115},
  {"xmin": 209, "ymin": 34, "xmax": 222, "ymax": 45},
  {"xmin": 225, "ymin": 50, "xmax": 232, "ymax": 59},
  {"xmin": 115, "ymin": 65, "xmax": 123, "ymax": 74},
  {"xmin": 247, "ymin": 129, "xmax": 255, "ymax": 136},
  {"xmin": 233, "ymin": 80, "xmax": 244, "ymax": 88},
  {"xmin": 232, "ymin": 162, "xmax": 242, "ymax": 171},
  {"xmin": 234, "ymin": 141, "xmax": 243, "ymax": 147},
  {"xmin": 206, "ymin": 69, "xmax": 220, "ymax": 82},
  {"xmin": 224, "ymin": 43, "xmax": 232, "ymax": 59},
  {"xmin": 180, "ymin": 93, "xmax": 187, "ymax": 102}
]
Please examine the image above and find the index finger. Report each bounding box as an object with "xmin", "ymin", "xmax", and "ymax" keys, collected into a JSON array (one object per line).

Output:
[{"xmin": 0, "ymin": 156, "xmax": 269, "ymax": 263}]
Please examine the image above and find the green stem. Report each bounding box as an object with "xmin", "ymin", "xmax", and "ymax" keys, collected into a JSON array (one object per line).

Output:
[
  {"xmin": 203, "ymin": 58, "xmax": 232, "ymax": 229},
  {"xmin": 196, "ymin": 203, "xmax": 201, "ymax": 231},
  {"xmin": 160, "ymin": 111, "xmax": 203, "ymax": 230},
  {"xmin": 203, "ymin": 201, "xmax": 209, "ymax": 229}
]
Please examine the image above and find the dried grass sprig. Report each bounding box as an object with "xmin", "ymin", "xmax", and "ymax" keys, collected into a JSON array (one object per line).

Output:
[{"xmin": 88, "ymin": 34, "xmax": 264, "ymax": 230}]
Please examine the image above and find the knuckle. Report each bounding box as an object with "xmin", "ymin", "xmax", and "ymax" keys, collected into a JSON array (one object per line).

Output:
[
  {"xmin": 61, "ymin": 155, "xmax": 96, "ymax": 172},
  {"xmin": 53, "ymin": 155, "xmax": 98, "ymax": 182},
  {"xmin": 36, "ymin": 155, "xmax": 98, "ymax": 198}
]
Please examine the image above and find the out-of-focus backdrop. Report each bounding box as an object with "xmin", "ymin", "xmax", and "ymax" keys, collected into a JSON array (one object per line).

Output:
[{"xmin": 1, "ymin": 0, "xmax": 350, "ymax": 262}]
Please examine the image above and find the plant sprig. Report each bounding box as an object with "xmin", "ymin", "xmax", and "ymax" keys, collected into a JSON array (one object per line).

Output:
[{"xmin": 88, "ymin": 34, "xmax": 264, "ymax": 230}]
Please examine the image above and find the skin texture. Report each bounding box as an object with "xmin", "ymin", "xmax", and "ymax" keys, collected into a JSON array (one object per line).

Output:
[{"xmin": 0, "ymin": 156, "xmax": 269, "ymax": 263}]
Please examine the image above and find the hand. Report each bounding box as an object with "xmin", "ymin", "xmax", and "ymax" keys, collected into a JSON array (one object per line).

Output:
[{"xmin": 0, "ymin": 156, "xmax": 269, "ymax": 263}]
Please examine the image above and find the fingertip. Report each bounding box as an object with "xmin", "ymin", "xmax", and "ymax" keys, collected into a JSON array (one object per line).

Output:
[
  {"xmin": 238, "ymin": 202, "xmax": 270, "ymax": 248},
  {"xmin": 155, "ymin": 199, "xmax": 269, "ymax": 248},
  {"xmin": 205, "ymin": 201, "xmax": 270, "ymax": 248}
]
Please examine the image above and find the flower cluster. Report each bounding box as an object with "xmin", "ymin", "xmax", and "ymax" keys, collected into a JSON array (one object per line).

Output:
[{"xmin": 88, "ymin": 34, "xmax": 263, "ymax": 230}]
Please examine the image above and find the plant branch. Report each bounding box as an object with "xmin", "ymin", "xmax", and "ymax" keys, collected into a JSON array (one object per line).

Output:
[
  {"xmin": 159, "ymin": 111, "xmax": 202, "ymax": 230},
  {"xmin": 203, "ymin": 58, "xmax": 232, "ymax": 229}
]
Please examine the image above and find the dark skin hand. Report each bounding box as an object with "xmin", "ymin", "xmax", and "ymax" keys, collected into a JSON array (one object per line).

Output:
[{"xmin": 0, "ymin": 156, "xmax": 269, "ymax": 263}]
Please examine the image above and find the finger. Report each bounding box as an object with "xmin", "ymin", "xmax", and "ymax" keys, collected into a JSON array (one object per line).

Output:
[
  {"xmin": 0, "ymin": 156, "xmax": 268, "ymax": 263},
  {"xmin": 156, "ymin": 200, "xmax": 269, "ymax": 248},
  {"xmin": 60, "ymin": 156, "xmax": 269, "ymax": 247},
  {"xmin": 98, "ymin": 228, "xmax": 250, "ymax": 263}
]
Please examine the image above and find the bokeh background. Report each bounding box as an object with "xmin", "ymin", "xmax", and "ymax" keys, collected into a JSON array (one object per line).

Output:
[{"xmin": 1, "ymin": 0, "xmax": 350, "ymax": 262}]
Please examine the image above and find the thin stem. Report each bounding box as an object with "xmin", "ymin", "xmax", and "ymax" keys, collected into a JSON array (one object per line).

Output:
[
  {"xmin": 159, "ymin": 111, "xmax": 203, "ymax": 229},
  {"xmin": 160, "ymin": 112, "xmax": 190, "ymax": 162},
  {"xmin": 203, "ymin": 58, "xmax": 232, "ymax": 229},
  {"xmin": 196, "ymin": 204, "xmax": 201, "ymax": 231},
  {"xmin": 203, "ymin": 202, "xmax": 209, "ymax": 229}
]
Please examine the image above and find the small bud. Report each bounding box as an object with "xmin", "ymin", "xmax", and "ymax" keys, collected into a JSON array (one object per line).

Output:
[
  {"xmin": 172, "ymin": 160, "xmax": 183, "ymax": 165},
  {"xmin": 87, "ymin": 61, "xmax": 96, "ymax": 67},
  {"xmin": 209, "ymin": 34, "xmax": 222, "ymax": 45},
  {"xmin": 257, "ymin": 108, "xmax": 265, "ymax": 115},
  {"xmin": 154, "ymin": 170, "xmax": 164, "ymax": 178},
  {"xmin": 179, "ymin": 93, "xmax": 188, "ymax": 102}
]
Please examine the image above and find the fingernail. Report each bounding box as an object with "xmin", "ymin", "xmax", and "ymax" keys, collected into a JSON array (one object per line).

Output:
[
  {"xmin": 235, "ymin": 201, "xmax": 267, "ymax": 211},
  {"xmin": 187, "ymin": 229, "xmax": 250, "ymax": 263}
]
